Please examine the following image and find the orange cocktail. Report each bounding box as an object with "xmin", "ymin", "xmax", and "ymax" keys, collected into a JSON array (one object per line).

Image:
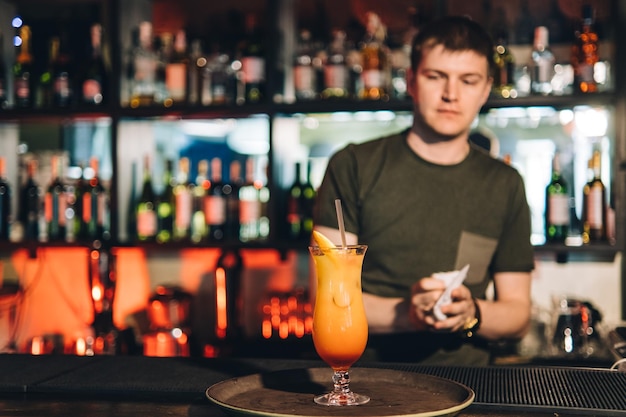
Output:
[{"xmin": 309, "ymin": 243, "xmax": 369, "ymax": 405}]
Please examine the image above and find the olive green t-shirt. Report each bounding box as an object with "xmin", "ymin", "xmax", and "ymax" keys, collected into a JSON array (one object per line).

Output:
[
  {"xmin": 313, "ymin": 131, "xmax": 534, "ymax": 365},
  {"xmin": 314, "ymin": 131, "xmax": 534, "ymax": 297}
]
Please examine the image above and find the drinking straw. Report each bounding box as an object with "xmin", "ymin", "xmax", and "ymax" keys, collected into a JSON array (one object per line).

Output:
[{"xmin": 335, "ymin": 199, "xmax": 347, "ymax": 249}]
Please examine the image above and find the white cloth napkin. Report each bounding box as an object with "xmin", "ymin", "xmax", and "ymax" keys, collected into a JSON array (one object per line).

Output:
[{"xmin": 432, "ymin": 264, "xmax": 470, "ymax": 321}]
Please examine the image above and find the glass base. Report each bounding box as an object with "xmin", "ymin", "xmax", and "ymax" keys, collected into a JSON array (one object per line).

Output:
[{"xmin": 314, "ymin": 391, "xmax": 370, "ymax": 406}]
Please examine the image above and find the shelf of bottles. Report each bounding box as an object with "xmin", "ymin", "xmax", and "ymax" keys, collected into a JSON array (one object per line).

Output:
[{"xmin": 0, "ymin": 0, "xmax": 620, "ymax": 260}]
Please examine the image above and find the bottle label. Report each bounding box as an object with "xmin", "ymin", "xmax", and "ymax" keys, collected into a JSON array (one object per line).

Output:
[
  {"xmin": 548, "ymin": 194, "xmax": 569, "ymax": 225},
  {"xmin": 587, "ymin": 187, "xmax": 603, "ymax": 228},
  {"xmin": 324, "ymin": 65, "xmax": 347, "ymax": 89},
  {"xmin": 205, "ymin": 195, "xmax": 226, "ymax": 225},
  {"xmin": 54, "ymin": 74, "xmax": 70, "ymax": 98},
  {"xmin": 294, "ymin": 65, "xmax": 314, "ymax": 92},
  {"xmin": 137, "ymin": 209, "xmax": 157, "ymax": 237},
  {"xmin": 240, "ymin": 198, "xmax": 261, "ymax": 224},
  {"xmin": 166, "ymin": 63, "xmax": 187, "ymax": 100},
  {"xmin": 83, "ymin": 79, "xmax": 102, "ymax": 102},
  {"xmin": 362, "ymin": 69, "xmax": 382, "ymax": 89},
  {"xmin": 175, "ymin": 188, "xmax": 192, "ymax": 228},
  {"xmin": 45, "ymin": 192, "xmax": 67, "ymax": 226},
  {"xmin": 15, "ymin": 78, "xmax": 30, "ymax": 99},
  {"xmin": 83, "ymin": 193, "xmax": 92, "ymax": 223},
  {"xmin": 97, "ymin": 194, "xmax": 107, "ymax": 226},
  {"xmin": 241, "ymin": 56, "xmax": 265, "ymax": 83}
]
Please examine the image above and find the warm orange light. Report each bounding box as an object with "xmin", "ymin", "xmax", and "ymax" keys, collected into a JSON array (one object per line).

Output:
[
  {"xmin": 215, "ymin": 267, "xmax": 227, "ymax": 338},
  {"xmin": 31, "ymin": 336, "xmax": 43, "ymax": 355},
  {"xmin": 91, "ymin": 285, "xmax": 103, "ymax": 302},
  {"xmin": 262, "ymin": 319, "xmax": 272, "ymax": 339}
]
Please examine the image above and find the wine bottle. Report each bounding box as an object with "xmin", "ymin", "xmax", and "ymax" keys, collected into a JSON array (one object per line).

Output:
[
  {"xmin": 44, "ymin": 155, "xmax": 68, "ymax": 242},
  {"xmin": 545, "ymin": 152, "xmax": 569, "ymax": 243},
  {"xmin": 20, "ymin": 159, "xmax": 40, "ymax": 241},
  {"xmin": 322, "ymin": 29, "xmax": 349, "ymax": 99},
  {"xmin": 239, "ymin": 157, "xmax": 261, "ymax": 242},
  {"xmin": 136, "ymin": 155, "xmax": 157, "ymax": 242},
  {"xmin": 173, "ymin": 157, "xmax": 193, "ymax": 241},
  {"xmin": 530, "ymin": 26, "xmax": 555, "ymax": 95},
  {"xmin": 165, "ymin": 29, "xmax": 189, "ymax": 105},
  {"xmin": 293, "ymin": 29, "xmax": 317, "ymax": 101},
  {"xmin": 67, "ymin": 162, "xmax": 86, "ymax": 241},
  {"xmin": 0, "ymin": 157, "xmax": 11, "ymax": 240},
  {"xmin": 190, "ymin": 159, "xmax": 209, "ymax": 243},
  {"xmin": 492, "ymin": 30, "xmax": 516, "ymax": 98},
  {"xmin": 582, "ymin": 150, "xmax": 607, "ymax": 244},
  {"xmin": 52, "ymin": 33, "xmax": 73, "ymax": 107},
  {"xmin": 206, "ymin": 157, "xmax": 226, "ymax": 241},
  {"xmin": 300, "ymin": 160, "xmax": 316, "ymax": 240},
  {"xmin": 225, "ymin": 160, "xmax": 242, "ymax": 241},
  {"xmin": 204, "ymin": 50, "xmax": 235, "ymax": 106},
  {"xmin": 81, "ymin": 23, "xmax": 108, "ymax": 105},
  {"xmin": 286, "ymin": 162, "xmax": 303, "ymax": 240},
  {"xmin": 214, "ymin": 249, "xmax": 243, "ymax": 340},
  {"xmin": 13, "ymin": 25, "xmax": 34, "ymax": 108},
  {"xmin": 188, "ymin": 39, "xmax": 204, "ymax": 106},
  {"xmin": 156, "ymin": 159, "xmax": 174, "ymax": 244},
  {"xmin": 572, "ymin": 5, "xmax": 599, "ymax": 93},
  {"xmin": 129, "ymin": 21, "xmax": 158, "ymax": 108},
  {"xmin": 360, "ymin": 12, "xmax": 389, "ymax": 100},
  {"xmin": 237, "ymin": 13, "xmax": 266, "ymax": 104},
  {"xmin": 83, "ymin": 157, "xmax": 107, "ymax": 241}
]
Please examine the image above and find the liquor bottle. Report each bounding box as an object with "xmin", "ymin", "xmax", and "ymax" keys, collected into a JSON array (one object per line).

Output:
[
  {"xmin": 67, "ymin": 162, "xmax": 86, "ymax": 241},
  {"xmin": 83, "ymin": 157, "xmax": 107, "ymax": 241},
  {"xmin": 572, "ymin": 5, "xmax": 599, "ymax": 93},
  {"xmin": 581, "ymin": 150, "xmax": 607, "ymax": 244},
  {"xmin": 360, "ymin": 12, "xmax": 389, "ymax": 100},
  {"xmin": 52, "ymin": 33, "xmax": 73, "ymax": 107},
  {"xmin": 13, "ymin": 25, "xmax": 34, "ymax": 108},
  {"xmin": 204, "ymin": 51, "xmax": 234, "ymax": 106},
  {"xmin": 206, "ymin": 157, "xmax": 226, "ymax": 241},
  {"xmin": 136, "ymin": 156, "xmax": 157, "ymax": 242},
  {"xmin": 173, "ymin": 157, "xmax": 193, "ymax": 241},
  {"xmin": 238, "ymin": 13, "xmax": 266, "ymax": 104},
  {"xmin": 81, "ymin": 23, "xmax": 108, "ymax": 105},
  {"xmin": 293, "ymin": 29, "xmax": 317, "ymax": 101},
  {"xmin": 0, "ymin": 31, "xmax": 8, "ymax": 109},
  {"xmin": 129, "ymin": 21, "xmax": 158, "ymax": 108},
  {"xmin": 286, "ymin": 162, "xmax": 303, "ymax": 240},
  {"xmin": 545, "ymin": 152, "xmax": 569, "ymax": 243},
  {"xmin": 156, "ymin": 159, "xmax": 174, "ymax": 244},
  {"xmin": 20, "ymin": 159, "xmax": 40, "ymax": 241},
  {"xmin": 0, "ymin": 157, "xmax": 10, "ymax": 240},
  {"xmin": 188, "ymin": 39, "xmax": 204, "ymax": 106},
  {"xmin": 225, "ymin": 160, "xmax": 242, "ymax": 241},
  {"xmin": 44, "ymin": 155, "xmax": 68, "ymax": 242},
  {"xmin": 529, "ymin": 26, "xmax": 555, "ymax": 95},
  {"xmin": 190, "ymin": 159, "xmax": 209, "ymax": 243},
  {"xmin": 37, "ymin": 37, "xmax": 58, "ymax": 108},
  {"xmin": 165, "ymin": 29, "xmax": 189, "ymax": 105},
  {"xmin": 239, "ymin": 157, "xmax": 261, "ymax": 242},
  {"xmin": 322, "ymin": 29, "xmax": 349, "ymax": 99},
  {"xmin": 300, "ymin": 160, "xmax": 316, "ymax": 240},
  {"xmin": 214, "ymin": 249, "xmax": 243, "ymax": 340},
  {"xmin": 492, "ymin": 31, "xmax": 516, "ymax": 98}
]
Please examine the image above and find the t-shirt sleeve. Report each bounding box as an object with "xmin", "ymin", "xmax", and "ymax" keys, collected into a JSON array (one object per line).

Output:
[
  {"xmin": 491, "ymin": 170, "xmax": 535, "ymax": 273},
  {"xmin": 313, "ymin": 144, "xmax": 362, "ymax": 235}
]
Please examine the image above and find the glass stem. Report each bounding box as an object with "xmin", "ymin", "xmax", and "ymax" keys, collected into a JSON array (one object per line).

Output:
[{"xmin": 332, "ymin": 370, "xmax": 351, "ymax": 394}]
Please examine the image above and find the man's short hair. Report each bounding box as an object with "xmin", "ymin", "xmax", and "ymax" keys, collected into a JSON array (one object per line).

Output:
[{"xmin": 410, "ymin": 15, "xmax": 495, "ymax": 77}]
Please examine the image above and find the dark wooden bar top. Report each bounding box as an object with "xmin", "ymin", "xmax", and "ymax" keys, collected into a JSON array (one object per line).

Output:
[{"xmin": 0, "ymin": 354, "xmax": 625, "ymax": 417}]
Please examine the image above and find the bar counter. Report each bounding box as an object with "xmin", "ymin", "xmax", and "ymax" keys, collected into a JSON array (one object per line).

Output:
[{"xmin": 1, "ymin": 353, "xmax": 625, "ymax": 417}]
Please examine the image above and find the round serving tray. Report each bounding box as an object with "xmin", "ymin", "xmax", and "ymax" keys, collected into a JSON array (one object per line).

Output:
[{"xmin": 206, "ymin": 367, "xmax": 474, "ymax": 417}]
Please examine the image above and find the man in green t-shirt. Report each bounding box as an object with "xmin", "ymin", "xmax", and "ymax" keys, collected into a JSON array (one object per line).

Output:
[{"xmin": 313, "ymin": 16, "xmax": 534, "ymax": 365}]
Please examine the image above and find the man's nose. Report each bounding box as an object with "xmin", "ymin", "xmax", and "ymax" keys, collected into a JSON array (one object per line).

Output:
[{"xmin": 442, "ymin": 80, "xmax": 458, "ymax": 102}]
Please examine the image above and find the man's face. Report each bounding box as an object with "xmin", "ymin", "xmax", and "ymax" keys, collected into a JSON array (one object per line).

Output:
[{"xmin": 407, "ymin": 44, "xmax": 493, "ymax": 140}]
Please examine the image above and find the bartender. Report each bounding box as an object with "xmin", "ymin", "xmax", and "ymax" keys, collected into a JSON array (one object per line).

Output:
[{"xmin": 312, "ymin": 16, "xmax": 534, "ymax": 365}]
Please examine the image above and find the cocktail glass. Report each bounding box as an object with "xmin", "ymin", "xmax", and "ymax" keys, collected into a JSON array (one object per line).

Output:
[{"xmin": 309, "ymin": 244, "xmax": 369, "ymax": 406}]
